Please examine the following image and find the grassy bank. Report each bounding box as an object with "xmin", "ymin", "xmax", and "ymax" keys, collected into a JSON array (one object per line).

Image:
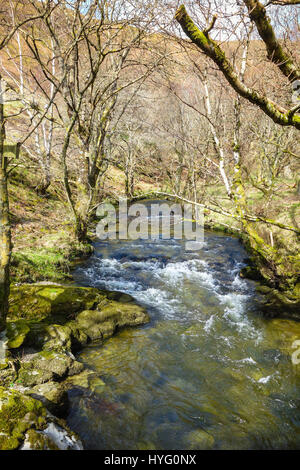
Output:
[
  {"xmin": 9, "ymin": 165, "xmax": 159, "ymax": 284},
  {"xmin": 10, "ymin": 168, "xmax": 94, "ymax": 284}
]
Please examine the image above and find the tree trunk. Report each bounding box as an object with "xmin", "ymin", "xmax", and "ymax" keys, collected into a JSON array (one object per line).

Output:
[
  {"xmin": 75, "ymin": 217, "xmax": 88, "ymax": 243},
  {"xmin": 0, "ymin": 164, "xmax": 11, "ymax": 332},
  {"xmin": 0, "ymin": 77, "xmax": 11, "ymax": 332}
]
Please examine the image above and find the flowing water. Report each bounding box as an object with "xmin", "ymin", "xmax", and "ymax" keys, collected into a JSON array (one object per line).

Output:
[{"xmin": 68, "ymin": 201, "xmax": 300, "ymax": 450}]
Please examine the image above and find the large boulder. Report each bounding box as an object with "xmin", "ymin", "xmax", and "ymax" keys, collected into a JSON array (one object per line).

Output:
[
  {"xmin": 8, "ymin": 284, "xmax": 107, "ymax": 322},
  {"xmin": 75, "ymin": 302, "xmax": 151, "ymax": 341},
  {"xmin": 6, "ymin": 284, "xmax": 150, "ymax": 352}
]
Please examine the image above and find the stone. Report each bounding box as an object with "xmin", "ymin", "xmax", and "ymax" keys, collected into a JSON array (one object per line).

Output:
[
  {"xmin": 75, "ymin": 302, "xmax": 149, "ymax": 342},
  {"xmin": 6, "ymin": 321, "xmax": 30, "ymax": 349},
  {"xmin": 0, "ymin": 386, "xmax": 47, "ymax": 450},
  {"xmin": 18, "ymin": 367, "xmax": 54, "ymax": 388},
  {"xmin": 185, "ymin": 429, "xmax": 215, "ymax": 450},
  {"xmin": 7, "ymin": 284, "xmax": 150, "ymax": 352},
  {"xmin": 65, "ymin": 369, "xmax": 105, "ymax": 394},
  {"xmin": 8, "ymin": 284, "xmax": 107, "ymax": 322},
  {"xmin": 29, "ymin": 382, "xmax": 69, "ymax": 417},
  {"xmin": 0, "ymin": 386, "xmax": 82, "ymax": 450}
]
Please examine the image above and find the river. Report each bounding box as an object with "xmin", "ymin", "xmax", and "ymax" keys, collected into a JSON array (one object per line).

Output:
[{"xmin": 67, "ymin": 201, "xmax": 300, "ymax": 450}]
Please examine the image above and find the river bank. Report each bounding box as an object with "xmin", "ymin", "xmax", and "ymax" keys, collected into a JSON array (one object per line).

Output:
[{"xmin": 0, "ymin": 283, "xmax": 150, "ymax": 449}]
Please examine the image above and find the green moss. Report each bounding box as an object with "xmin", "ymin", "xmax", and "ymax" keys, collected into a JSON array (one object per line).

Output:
[
  {"xmin": 8, "ymin": 284, "xmax": 106, "ymax": 323},
  {"xmin": 22, "ymin": 428, "xmax": 59, "ymax": 450},
  {"xmin": 76, "ymin": 302, "xmax": 150, "ymax": 341},
  {"xmin": 18, "ymin": 366, "xmax": 54, "ymax": 388},
  {"xmin": 0, "ymin": 387, "xmax": 47, "ymax": 450},
  {"xmin": 6, "ymin": 321, "xmax": 30, "ymax": 348},
  {"xmin": 29, "ymin": 382, "xmax": 69, "ymax": 418},
  {"xmin": 11, "ymin": 241, "xmax": 93, "ymax": 285},
  {"xmin": 6, "ymin": 284, "xmax": 150, "ymax": 352},
  {"xmin": 11, "ymin": 249, "xmax": 69, "ymax": 283},
  {"xmin": 9, "ymin": 286, "xmax": 52, "ymax": 322}
]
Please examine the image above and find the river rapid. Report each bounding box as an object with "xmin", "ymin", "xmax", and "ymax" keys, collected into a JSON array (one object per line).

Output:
[{"xmin": 67, "ymin": 201, "xmax": 300, "ymax": 450}]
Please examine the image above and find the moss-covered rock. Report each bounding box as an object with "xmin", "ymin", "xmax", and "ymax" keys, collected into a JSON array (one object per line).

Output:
[
  {"xmin": 19, "ymin": 351, "xmax": 84, "ymax": 384},
  {"xmin": 0, "ymin": 386, "xmax": 47, "ymax": 450},
  {"xmin": 8, "ymin": 284, "xmax": 107, "ymax": 322},
  {"xmin": 19, "ymin": 428, "xmax": 59, "ymax": 450},
  {"xmin": 0, "ymin": 366, "xmax": 18, "ymax": 387},
  {"xmin": 0, "ymin": 386, "xmax": 83, "ymax": 450},
  {"xmin": 42, "ymin": 324, "xmax": 73, "ymax": 352},
  {"xmin": 7, "ymin": 284, "xmax": 150, "ymax": 353},
  {"xmin": 29, "ymin": 382, "xmax": 69, "ymax": 418},
  {"xmin": 8, "ymin": 284, "xmax": 149, "ymax": 346},
  {"xmin": 18, "ymin": 366, "xmax": 55, "ymax": 388},
  {"xmin": 76, "ymin": 302, "xmax": 150, "ymax": 341},
  {"xmin": 257, "ymin": 285, "xmax": 300, "ymax": 319},
  {"xmin": 6, "ymin": 321, "xmax": 30, "ymax": 349}
]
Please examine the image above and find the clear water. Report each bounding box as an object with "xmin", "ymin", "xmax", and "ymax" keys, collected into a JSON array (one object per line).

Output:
[{"xmin": 68, "ymin": 202, "xmax": 300, "ymax": 450}]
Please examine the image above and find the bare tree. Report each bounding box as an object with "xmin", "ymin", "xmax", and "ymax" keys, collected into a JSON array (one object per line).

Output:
[
  {"xmin": 0, "ymin": 0, "xmax": 54, "ymax": 332},
  {"xmin": 175, "ymin": 2, "xmax": 300, "ymax": 129},
  {"xmin": 25, "ymin": 0, "xmax": 167, "ymax": 240}
]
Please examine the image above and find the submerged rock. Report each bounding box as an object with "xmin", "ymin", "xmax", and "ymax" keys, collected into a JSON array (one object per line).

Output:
[
  {"xmin": 65, "ymin": 369, "xmax": 105, "ymax": 394},
  {"xmin": 184, "ymin": 429, "xmax": 215, "ymax": 450},
  {"xmin": 263, "ymin": 318, "xmax": 300, "ymax": 361}
]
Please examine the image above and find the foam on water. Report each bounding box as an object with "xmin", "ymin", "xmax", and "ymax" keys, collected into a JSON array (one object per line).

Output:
[
  {"xmin": 134, "ymin": 288, "xmax": 180, "ymax": 319},
  {"xmin": 152, "ymin": 259, "xmax": 215, "ymax": 290},
  {"xmin": 218, "ymin": 291, "xmax": 262, "ymax": 341},
  {"xmin": 204, "ymin": 314, "xmax": 215, "ymax": 333},
  {"xmin": 74, "ymin": 231, "xmax": 262, "ymax": 339}
]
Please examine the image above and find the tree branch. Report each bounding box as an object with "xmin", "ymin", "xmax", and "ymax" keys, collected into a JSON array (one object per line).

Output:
[
  {"xmin": 175, "ymin": 4, "xmax": 300, "ymax": 130},
  {"xmin": 243, "ymin": 0, "xmax": 300, "ymax": 82},
  {"xmin": 266, "ymin": 1, "xmax": 300, "ymax": 5}
]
